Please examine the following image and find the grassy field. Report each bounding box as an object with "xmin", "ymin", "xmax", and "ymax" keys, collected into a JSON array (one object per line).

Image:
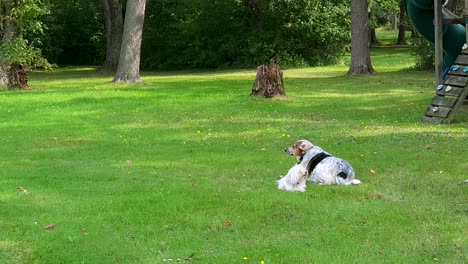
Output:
[{"xmin": 1, "ymin": 43, "xmax": 467, "ymax": 263}]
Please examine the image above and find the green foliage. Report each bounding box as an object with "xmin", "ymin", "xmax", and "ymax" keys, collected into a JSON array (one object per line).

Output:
[
  {"xmin": 0, "ymin": 0, "xmax": 51, "ymax": 70},
  {"xmin": 9, "ymin": 0, "xmax": 50, "ymax": 35},
  {"xmin": 39, "ymin": 0, "xmax": 105, "ymax": 65},
  {"xmin": 0, "ymin": 37, "xmax": 51, "ymax": 68},
  {"xmin": 373, "ymin": 0, "xmax": 398, "ymax": 12},
  {"xmin": 141, "ymin": 0, "xmax": 350, "ymax": 69},
  {"xmin": 410, "ymin": 35, "xmax": 435, "ymax": 70},
  {"xmin": 21, "ymin": 0, "xmax": 353, "ymax": 69},
  {"xmin": 369, "ymin": 0, "xmax": 400, "ymax": 29}
]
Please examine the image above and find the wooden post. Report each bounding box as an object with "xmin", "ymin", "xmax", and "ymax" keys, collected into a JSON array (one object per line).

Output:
[
  {"xmin": 465, "ymin": 0, "xmax": 468, "ymax": 43},
  {"xmin": 434, "ymin": 0, "xmax": 443, "ymax": 86}
]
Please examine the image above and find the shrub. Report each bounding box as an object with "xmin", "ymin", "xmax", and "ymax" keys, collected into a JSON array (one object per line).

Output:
[
  {"xmin": 141, "ymin": 0, "xmax": 351, "ymax": 70},
  {"xmin": 410, "ymin": 34, "xmax": 434, "ymax": 70}
]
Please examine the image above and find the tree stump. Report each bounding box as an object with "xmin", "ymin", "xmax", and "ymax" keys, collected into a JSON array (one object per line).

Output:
[
  {"xmin": 7, "ymin": 64, "xmax": 28, "ymax": 88},
  {"xmin": 250, "ymin": 59, "xmax": 286, "ymax": 98},
  {"xmin": 0, "ymin": 66, "xmax": 7, "ymax": 86}
]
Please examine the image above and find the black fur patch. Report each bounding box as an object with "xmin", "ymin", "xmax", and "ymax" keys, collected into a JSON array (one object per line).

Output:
[{"xmin": 337, "ymin": 172, "xmax": 348, "ymax": 179}]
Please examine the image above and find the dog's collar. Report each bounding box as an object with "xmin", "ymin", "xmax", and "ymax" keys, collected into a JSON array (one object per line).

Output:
[
  {"xmin": 306, "ymin": 152, "xmax": 331, "ymax": 176},
  {"xmin": 297, "ymin": 154, "xmax": 304, "ymax": 164}
]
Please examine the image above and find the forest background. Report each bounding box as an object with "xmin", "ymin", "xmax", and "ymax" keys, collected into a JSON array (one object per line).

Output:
[{"xmin": 3, "ymin": 0, "xmax": 453, "ymax": 71}]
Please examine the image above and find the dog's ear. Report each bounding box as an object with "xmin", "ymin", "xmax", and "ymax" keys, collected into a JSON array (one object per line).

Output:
[{"xmin": 299, "ymin": 140, "xmax": 313, "ymax": 150}]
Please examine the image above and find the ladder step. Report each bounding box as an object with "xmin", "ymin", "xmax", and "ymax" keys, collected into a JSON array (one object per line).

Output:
[
  {"xmin": 424, "ymin": 105, "xmax": 451, "ymax": 118},
  {"xmin": 421, "ymin": 53, "xmax": 468, "ymax": 124},
  {"xmin": 420, "ymin": 116, "xmax": 445, "ymax": 124},
  {"xmin": 444, "ymin": 75, "xmax": 468, "ymax": 86},
  {"xmin": 436, "ymin": 85, "xmax": 464, "ymax": 97},
  {"xmin": 431, "ymin": 96, "xmax": 457, "ymax": 107},
  {"xmin": 454, "ymin": 54, "xmax": 468, "ymax": 65}
]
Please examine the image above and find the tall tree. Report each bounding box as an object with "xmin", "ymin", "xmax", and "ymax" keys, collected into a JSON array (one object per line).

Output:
[
  {"xmin": 113, "ymin": 0, "xmax": 146, "ymax": 83},
  {"xmin": 397, "ymin": 0, "xmax": 407, "ymax": 45},
  {"xmin": 100, "ymin": 0, "xmax": 123, "ymax": 72},
  {"xmin": 348, "ymin": 0, "xmax": 376, "ymax": 75}
]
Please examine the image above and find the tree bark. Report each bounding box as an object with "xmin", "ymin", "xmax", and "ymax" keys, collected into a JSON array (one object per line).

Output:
[
  {"xmin": 370, "ymin": 27, "xmax": 379, "ymax": 45},
  {"xmin": 244, "ymin": 0, "xmax": 259, "ymax": 23},
  {"xmin": 1, "ymin": 0, "xmax": 17, "ymax": 41},
  {"xmin": 250, "ymin": 59, "xmax": 286, "ymax": 98},
  {"xmin": 100, "ymin": 0, "xmax": 123, "ymax": 73},
  {"xmin": 7, "ymin": 64, "xmax": 28, "ymax": 88},
  {"xmin": 347, "ymin": 0, "xmax": 376, "ymax": 75},
  {"xmin": 1, "ymin": 0, "xmax": 25, "ymax": 88},
  {"xmin": 0, "ymin": 66, "xmax": 7, "ymax": 86},
  {"xmin": 113, "ymin": 0, "xmax": 146, "ymax": 83},
  {"xmin": 397, "ymin": 0, "xmax": 408, "ymax": 45}
]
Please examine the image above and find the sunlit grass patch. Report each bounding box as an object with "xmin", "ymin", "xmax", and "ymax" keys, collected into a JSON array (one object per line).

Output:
[{"xmin": 0, "ymin": 43, "xmax": 466, "ymax": 263}]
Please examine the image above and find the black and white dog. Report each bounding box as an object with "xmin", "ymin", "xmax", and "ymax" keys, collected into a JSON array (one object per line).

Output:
[{"xmin": 278, "ymin": 139, "xmax": 361, "ymax": 191}]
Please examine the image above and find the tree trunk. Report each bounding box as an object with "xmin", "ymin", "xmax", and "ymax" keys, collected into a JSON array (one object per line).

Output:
[
  {"xmin": 2, "ymin": 0, "xmax": 17, "ymax": 41},
  {"xmin": 397, "ymin": 0, "xmax": 408, "ymax": 45},
  {"xmin": 348, "ymin": 0, "xmax": 376, "ymax": 75},
  {"xmin": 113, "ymin": 0, "xmax": 147, "ymax": 83},
  {"xmin": 1, "ymin": 0, "xmax": 22, "ymax": 88},
  {"xmin": 6, "ymin": 64, "xmax": 28, "ymax": 88},
  {"xmin": 0, "ymin": 66, "xmax": 7, "ymax": 86},
  {"xmin": 370, "ymin": 27, "xmax": 379, "ymax": 45},
  {"xmin": 244, "ymin": 0, "xmax": 259, "ymax": 23},
  {"xmin": 250, "ymin": 59, "xmax": 286, "ymax": 98},
  {"xmin": 392, "ymin": 13, "xmax": 398, "ymax": 30},
  {"xmin": 100, "ymin": 0, "xmax": 123, "ymax": 73}
]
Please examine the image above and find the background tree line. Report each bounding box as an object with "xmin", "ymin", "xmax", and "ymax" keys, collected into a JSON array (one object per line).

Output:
[
  {"xmin": 38, "ymin": 0, "xmax": 352, "ymax": 70},
  {"xmin": 3, "ymin": 0, "xmax": 451, "ymax": 74}
]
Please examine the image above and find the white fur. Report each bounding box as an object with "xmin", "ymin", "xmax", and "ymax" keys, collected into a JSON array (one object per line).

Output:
[
  {"xmin": 299, "ymin": 142, "xmax": 361, "ymax": 186},
  {"xmin": 277, "ymin": 164, "xmax": 308, "ymax": 192},
  {"xmin": 285, "ymin": 139, "xmax": 362, "ymax": 188}
]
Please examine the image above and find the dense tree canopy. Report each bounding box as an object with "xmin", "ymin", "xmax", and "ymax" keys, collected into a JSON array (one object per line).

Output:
[
  {"xmin": 141, "ymin": 0, "xmax": 351, "ymax": 69},
  {"xmin": 2, "ymin": 0, "xmax": 410, "ymax": 71},
  {"xmin": 24, "ymin": 0, "xmax": 353, "ymax": 70}
]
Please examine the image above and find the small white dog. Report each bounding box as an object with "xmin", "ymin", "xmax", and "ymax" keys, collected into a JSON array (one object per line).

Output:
[{"xmin": 277, "ymin": 164, "xmax": 308, "ymax": 192}]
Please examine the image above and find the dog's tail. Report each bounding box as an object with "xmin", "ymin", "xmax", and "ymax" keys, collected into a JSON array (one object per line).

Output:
[
  {"xmin": 349, "ymin": 179, "xmax": 362, "ymax": 185},
  {"xmin": 336, "ymin": 171, "xmax": 361, "ymax": 185},
  {"xmin": 338, "ymin": 179, "xmax": 362, "ymax": 185},
  {"xmin": 336, "ymin": 176, "xmax": 362, "ymax": 185}
]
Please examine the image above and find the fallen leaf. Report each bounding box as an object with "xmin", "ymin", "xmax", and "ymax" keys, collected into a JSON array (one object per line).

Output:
[
  {"xmin": 45, "ymin": 224, "xmax": 56, "ymax": 230},
  {"xmin": 80, "ymin": 228, "xmax": 87, "ymax": 233},
  {"xmin": 223, "ymin": 221, "xmax": 232, "ymax": 227}
]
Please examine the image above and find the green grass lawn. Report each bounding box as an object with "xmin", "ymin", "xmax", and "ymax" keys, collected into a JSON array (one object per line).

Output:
[{"xmin": 1, "ymin": 44, "xmax": 467, "ymax": 263}]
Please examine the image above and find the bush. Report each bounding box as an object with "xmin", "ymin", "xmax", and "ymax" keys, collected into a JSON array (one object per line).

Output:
[
  {"xmin": 410, "ymin": 34, "xmax": 435, "ymax": 70},
  {"xmin": 0, "ymin": 38, "xmax": 51, "ymax": 69},
  {"xmin": 141, "ymin": 0, "xmax": 350, "ymax": 70}
]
